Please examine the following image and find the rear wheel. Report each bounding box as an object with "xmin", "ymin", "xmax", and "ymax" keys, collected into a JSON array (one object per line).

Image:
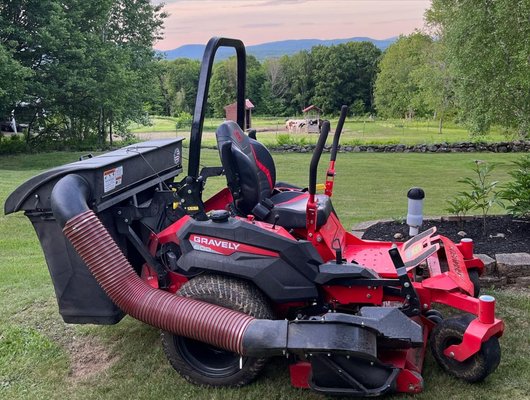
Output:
[
  {"xmin": 161, "ymin": 274, "xmax": 274, "ymax": 387},
  {"xmin": 430, "ymin": 314, "xmax": 500, "ymax": 382}
]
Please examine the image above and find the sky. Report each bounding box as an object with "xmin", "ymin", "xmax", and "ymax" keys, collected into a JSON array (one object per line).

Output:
[{"xmin": 154, "ymin": 0, "xmax": 431, "ymax": 50}]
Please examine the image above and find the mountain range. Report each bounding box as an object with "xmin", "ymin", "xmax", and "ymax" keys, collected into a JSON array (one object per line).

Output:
[{"xmin": 160, "ymin": 37, "xmax": 396, "ymax": 61}]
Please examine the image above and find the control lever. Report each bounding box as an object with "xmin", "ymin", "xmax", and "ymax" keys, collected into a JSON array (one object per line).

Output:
[
  {"xmin": 332, "ymin": 238, "xmax": 343, "ymax": 264},
  {"xmin": 388, "ymin": 246, "xmax": 421, "ymax": 316},
  {"xmin": 325, "ymin": 105, "xmax": 348, "ymax": 197}
]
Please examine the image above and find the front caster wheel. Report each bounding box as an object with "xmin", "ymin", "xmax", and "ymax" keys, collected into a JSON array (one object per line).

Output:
[
  {"xmin": 425, "ymin": 309, "xmax": 443, "ymax": 324},
  {"xmin": 468, "ymin": 268, "xmax": 481, "ymax": 298},
  {"xmin": 161, "ymin": 274, "xmax": 274, "ymax": 387},
  {"xmin": 430, "ymin": 314, "xmax": 500, "ymax": 382}
]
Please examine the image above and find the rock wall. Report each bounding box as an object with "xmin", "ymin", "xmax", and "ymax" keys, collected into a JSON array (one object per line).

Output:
[{"xmin": 272, "ymin": 141, "xmax": 530, "ymax": 153}]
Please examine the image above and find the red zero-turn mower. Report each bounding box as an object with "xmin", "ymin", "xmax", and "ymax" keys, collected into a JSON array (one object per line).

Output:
[{"xmin": 5, "ymin": 38, "xmax": 504, "ymax": 397}]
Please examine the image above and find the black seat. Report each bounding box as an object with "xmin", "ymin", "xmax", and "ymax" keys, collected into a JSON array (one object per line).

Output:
[
  {"xmin": 264, "ymin": 191, "xmax": 332, "ymax": 229},
  {"xmin": 216, "ymin": 121, "xmax": 332, "ymax": 228}
]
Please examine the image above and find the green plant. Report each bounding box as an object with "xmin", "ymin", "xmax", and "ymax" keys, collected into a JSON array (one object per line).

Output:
[
  {"xmin": 276, "ymin": 133, "xmax": 294, "ymax": 146},
  {"xmin": 0, "ymin": 134, "xmax": 28, "ymax": 154},
  {"xmin": 175, "ymin": 112, "xmax": 193, "ymax": 130},
  {"xmin": 391, "ymin": 215, "xmax": 406, "ymax": 224},
  {"xmin": 455, "ymin": 160, "xmax": 501, "ymax": 233},
  {"xmin": 499, "ymin": 154, "xmax": 530, "ymax": 218},
  {"xmin": 445, "ymin": 196, "xmax": 474, "ymax": 227}
]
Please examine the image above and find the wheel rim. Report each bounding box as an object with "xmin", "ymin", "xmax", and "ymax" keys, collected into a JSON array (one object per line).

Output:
[
  {"xmin": 438, "ymin": 334, "xmax": 473, "ymax": 369},
  {"xmin": 175, "ymin": 336, "xmax": 242, "ymax": 378}
]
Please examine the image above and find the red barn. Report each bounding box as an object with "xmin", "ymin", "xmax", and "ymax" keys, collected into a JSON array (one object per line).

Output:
[{"xmin": 224, "ymin": 99, "xmax": 255, "ymax": 130}]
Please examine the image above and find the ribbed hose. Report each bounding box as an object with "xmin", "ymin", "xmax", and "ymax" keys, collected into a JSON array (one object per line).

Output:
[{"xmin": 63, "ymin": 209, "xmax": 254, "ymax": 354}]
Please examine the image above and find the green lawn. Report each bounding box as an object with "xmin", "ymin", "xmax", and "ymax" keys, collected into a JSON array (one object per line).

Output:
[
  {"xmin": 1, "ymin": 150, "xmax": 529, "ymax": 399},
  {"xmin": 129, "ymin": 116, "xmax": 511, "ymax": 148}
]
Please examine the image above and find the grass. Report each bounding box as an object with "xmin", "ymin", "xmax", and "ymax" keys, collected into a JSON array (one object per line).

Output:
[
  {"xmin": 129, "ymin": 116, "xmax": 513, "ymax": 148},
  {"xmin": 1, "ymin": 150, "xmax": 529, "ymax": 399}
]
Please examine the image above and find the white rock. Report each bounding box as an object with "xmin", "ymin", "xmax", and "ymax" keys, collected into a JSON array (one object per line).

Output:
[{"xmin": 489, "ymin": 233, "xmax": 506, "ymax": 239}]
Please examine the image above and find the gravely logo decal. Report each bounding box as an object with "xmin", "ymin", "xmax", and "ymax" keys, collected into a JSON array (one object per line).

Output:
[
  {"xmin": 192, "ymin": 236, "xmax": 240, "ymax": 251},
  {"xmin": 447, "ymin": 243, "xmax": 464, "ymax": 278}
]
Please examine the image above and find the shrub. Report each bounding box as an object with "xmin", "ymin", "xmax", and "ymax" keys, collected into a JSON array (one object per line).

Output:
[
  {"xmin": 0, "ymin": 134, "xmax": 28, "ymax": 154},
  {"xmin": 446, "ymin": 160, "xmax": 501, "ymax": 233},
  {"xmin": 499, "ymin": 155, "xmax": 530, "ymax": 218},
  {"xmin": 175, "ymin": 112, "xmax": 192, "ymax": 130},
  {"xmin": 276, "ymin": 134, "xmax": 295, "ymax": 146},
  {"xmin": 445, "ymin": 196, "xmax": 474, "ymax": 221}
]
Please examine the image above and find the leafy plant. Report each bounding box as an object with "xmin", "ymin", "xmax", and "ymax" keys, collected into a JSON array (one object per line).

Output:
[
  {"xmin": 499, "ymin": 155, "xmax": 530, "ymax": 218},
  {"xmin": 455, "ymin": 160, "xmax": 501, "ymax": 233},
  {"xmin": 391, "ymin": 215, "xmax": 406, "ymax": 224},
  {"xmin": 276, "ymin": 134, "xmax": 295, "ymax": 146},
  {"xmin": 174, "ymin": 112, "xmax": 192, "ymax": 130},
  {"xmin": 0, "ymin": 134, "xmax": 28, "ymax": 154},
  {"xmin": 445, "ymin": 196, "xmax": 473, "ymax": 228}
]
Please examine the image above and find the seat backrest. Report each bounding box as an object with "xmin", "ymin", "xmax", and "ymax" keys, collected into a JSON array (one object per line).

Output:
[{"xmin": 216, "ymin": 121, "xmax": 276, "ymax": 215}]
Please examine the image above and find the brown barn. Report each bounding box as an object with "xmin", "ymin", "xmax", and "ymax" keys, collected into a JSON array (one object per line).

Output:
[{"xmin": 224, "ymin": 99, "xmax": 255, "ymax": 130}]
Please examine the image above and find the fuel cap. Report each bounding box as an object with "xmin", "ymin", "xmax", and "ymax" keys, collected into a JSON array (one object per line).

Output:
[{"xmin": 210, "ymin": 209, "xmax": 230, "ymax": 222}]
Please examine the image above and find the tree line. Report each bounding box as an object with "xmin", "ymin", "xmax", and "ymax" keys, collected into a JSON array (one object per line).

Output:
[
  {"xmin": 153, "ymin": 0, "xmax": 528, "ymax": 139},
  {"xmin": 152, "ymin": 41, "xmax": 381, "ymax": 119},
  {"xmin": 0, "ymin": 0, "xmax": 527, "ymax": 150}
]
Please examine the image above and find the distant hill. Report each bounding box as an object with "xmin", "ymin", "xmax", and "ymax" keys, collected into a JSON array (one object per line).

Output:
[{"xmin": 160, "ymin": 37, "xmax": 397, "ymax": 61}]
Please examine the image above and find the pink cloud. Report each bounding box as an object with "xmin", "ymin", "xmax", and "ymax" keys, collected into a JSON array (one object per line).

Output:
[{"xmin": 155, "ymin": 0, "xmax": 431, "ymax": 50}]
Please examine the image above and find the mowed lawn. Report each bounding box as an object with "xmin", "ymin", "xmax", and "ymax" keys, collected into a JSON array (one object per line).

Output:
[
  {"xmin": 130, "ymin": 116, "xmax": 511, "ymax": 147},
  {"xmin": 1, "ymin": 150, "xmax": 529, "ymax": 399}
]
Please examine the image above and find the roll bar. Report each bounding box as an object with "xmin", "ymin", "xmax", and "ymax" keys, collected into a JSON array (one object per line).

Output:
[{"xmin": 188, "ymin": 37, "xmax": 247, "ymax": 178}]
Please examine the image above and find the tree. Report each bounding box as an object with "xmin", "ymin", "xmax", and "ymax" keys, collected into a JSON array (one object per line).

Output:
[
  {"xmin": 209, "ymin": 55, "xmax": 265, "ymax": 117},
  {"xmin": 312, "ymin": 42, "xmax": 381, "ymax": 115},
  {"xmin": 413, "ymin": 41, "xmax": 456, "ymax": 133},
  {"xmin": 282, "ymin": 51, "xmax": 314, "ymax": 115},
  {"xmin": 0, "ymin": 45, "xmax": 32, "ymax": 118},
  {"xmin": 258, "ymin": 58, "xmax": 290, "ymax": 115},
  {"xmin": 0, "ymin": 0, "xmax": 166, "ymax": 146},
  {"xmin": 155, "ymin": 59, "xmax": 200, "ymax": 116},
  {"xmin": 374, "ymin": 33, "xmax": 434, "ymax": 119},
  {"xmin": 427, "ymin": 0, "xmax": 530, "ymax": 137}
]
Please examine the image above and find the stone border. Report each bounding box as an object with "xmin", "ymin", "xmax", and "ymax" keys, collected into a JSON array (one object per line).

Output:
[
  {"xmin": 351, "ymin": 218, "xmax": 530, "ymax": 288},
  {"xmin": 269, "ymin": 140, "xmax": 530, "ymax": 153}
]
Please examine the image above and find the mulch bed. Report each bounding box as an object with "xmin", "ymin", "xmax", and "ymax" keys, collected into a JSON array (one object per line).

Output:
[{"xmin": 362, "ymin": 215, "xmax": 529, "ymax": 258}]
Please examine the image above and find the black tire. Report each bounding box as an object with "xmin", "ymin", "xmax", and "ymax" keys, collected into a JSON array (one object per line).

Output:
[
  {"xmin": 425, "ymin": 309, "xmax": 443, "ymax": 319},
  {"xmin": 468, "ymin": 268, "xmax": 481, "ymax": 298},
  {"xmin": 425, "ymin": 309, "xmax": 443, "ymax": 324},
  {"xmin": 427, "ymin": 314, "xmax": 443, "ymax": 324},
  {"xmin": 430, "ymin": 314, "xmax": 501, "ymax": 383},
  {"xmin": 161, "ymin": 274, "xmax": 274, "ymax": 387}
]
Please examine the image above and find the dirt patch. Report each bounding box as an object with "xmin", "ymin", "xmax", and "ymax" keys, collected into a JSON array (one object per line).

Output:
[
  {"xmin": 14, "ymin": 298, "xmax": 118, "ymax": 381},
  {"xmin": 66, "ymin": 336, "xmax": 118, "ymax": 382},
  {"xmin": 363, "ymin": 215, "xmax": 530, "ymax": 258}
]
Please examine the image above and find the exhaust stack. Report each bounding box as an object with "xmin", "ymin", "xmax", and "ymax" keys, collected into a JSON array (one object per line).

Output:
[{"xmin": 407, "ymin": 187, "xmax": 425, "ymax": 237}]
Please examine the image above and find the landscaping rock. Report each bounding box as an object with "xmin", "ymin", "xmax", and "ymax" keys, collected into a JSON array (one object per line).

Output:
[
  {"xmin": 496, "ymin": 253, "xmax": 530, "ymax": 282},
  {"xmin": 479, "ymin": 275, "xmax": 507, "ymax": 288},
  {"xmin": 489, "ymin": 233, "xmax": 505, "ymax": 239},
  {"xmin": 515, "ymin": 276, "xmax": 530, "ymax": 288},
  {"xmin": 476, "ymin": 254, "xmax": 496, "ymax": 275},
  {"xmin": 270, "ymin": 140, "xmax": 530, "ymax": 154}
]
